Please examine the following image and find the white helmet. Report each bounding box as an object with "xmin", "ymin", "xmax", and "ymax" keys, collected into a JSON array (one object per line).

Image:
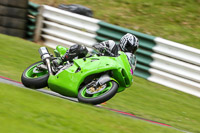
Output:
[{"xmin": 119, "ymin": 33, "xmax": 139, "ymax": 54}]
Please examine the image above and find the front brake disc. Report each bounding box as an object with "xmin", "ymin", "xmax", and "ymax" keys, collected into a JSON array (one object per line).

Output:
[{"xmin": 86, "ymin": 84, "xmax": 107, "ymax": 94}]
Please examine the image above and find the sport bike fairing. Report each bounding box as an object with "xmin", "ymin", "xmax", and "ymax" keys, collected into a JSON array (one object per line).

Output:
[{"xmin": 48, "ymin": 51, "xmax": 133, "ymax": 97}]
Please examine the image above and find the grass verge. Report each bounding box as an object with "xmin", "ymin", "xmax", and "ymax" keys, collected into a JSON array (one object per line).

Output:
[
  {"xmin": 0, "ymin": 83, "xmax": 183, "ymax": 133},
  {"xmin": 0, "ymin": 34, "xmax": 54, "ymax": 81}
]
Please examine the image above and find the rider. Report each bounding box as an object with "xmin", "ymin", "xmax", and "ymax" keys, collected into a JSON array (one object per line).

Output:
[
  {"xmin": 118, "ymin": 33, "xmax": 139, "ymax": 71},
  {"xmin": 56, "ymin": 33, "xmax": 139, "ymax": 70},
  {"xmin": 93, "ymin": 33, "xmax": 139, "ymax": 57}
]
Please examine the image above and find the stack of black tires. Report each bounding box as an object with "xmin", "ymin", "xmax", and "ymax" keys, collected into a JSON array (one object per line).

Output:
[{"xmin": 0, "ymin": 0, "xmax": 28, "ymax": 38}]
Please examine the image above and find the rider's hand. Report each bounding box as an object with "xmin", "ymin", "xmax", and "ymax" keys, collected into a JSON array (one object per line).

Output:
[
  {"xmin": 92, "ymin": 43, "xmax": 115, "ymax": 57},
  {"xmin": 93, "ymin": 43, "xmax": 106, "ymax": 52},
  {"xmin": 93, "ymin": 43, "xmax": 103, "ymax": 49}
]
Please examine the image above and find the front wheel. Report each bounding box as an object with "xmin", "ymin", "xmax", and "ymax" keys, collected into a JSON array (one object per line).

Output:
[
  {"xmin": 21, "ymin": 61, "xmax": 49, "ymax": 89},
  {"xmin": 78, "ymin": 81, "xmax": 118, "ymax": 105}
]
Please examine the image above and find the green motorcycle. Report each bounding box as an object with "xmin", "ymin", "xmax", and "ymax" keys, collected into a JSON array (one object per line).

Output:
[{"xmin": 21, "ymin": 45, "xmax": 136, "ymax": 104}]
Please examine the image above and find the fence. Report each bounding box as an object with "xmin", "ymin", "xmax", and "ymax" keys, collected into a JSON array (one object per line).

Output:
[{"xmin": 33, "ymin": 5, "xmax": 200, "ymax": 97}]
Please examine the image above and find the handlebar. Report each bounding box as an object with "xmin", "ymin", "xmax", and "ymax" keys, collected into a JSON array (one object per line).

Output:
[{"xmin": 93, "ymin": 44, "xmax": 115, "ymax": 57}]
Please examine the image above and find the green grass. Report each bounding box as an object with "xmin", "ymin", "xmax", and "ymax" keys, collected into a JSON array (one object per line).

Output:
[
  {"xmin": 0, "ymin": 34, "xmax": 54, "ymax": 81},
  {"xmin": 1, "ymin": 34, "xmax": 200, "ymax": 132},
  {"xmin": 107, "ymin": 77, "xmax": 200, "ymax": 132},
  {"xmin": 0, "ymin": 83, "xmax": 183, "ymax": 133},
  {"xmin": 31, "ymin": 0, "xmax": 200, "ymax": 49}
]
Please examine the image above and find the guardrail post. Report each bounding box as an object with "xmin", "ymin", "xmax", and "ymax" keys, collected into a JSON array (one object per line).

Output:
[{"xmin": 34, "ymin": 5, "xmax": 44, "ymax": 42}]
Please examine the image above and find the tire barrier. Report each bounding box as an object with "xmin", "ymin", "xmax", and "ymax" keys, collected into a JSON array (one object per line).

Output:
[
  {"xmin": 0, "ymin": 16, "xmax": 27, "ymax": 30},
  {"xmin": 58, "ymin": 4, "xmax": 93, "ymax": 17},
  {"xmin": 0, "ymin": 0, "xmax": 28, "ymax": 8},
  {"xmin": 0, "ymin": 5, "xmax": 27, "ymax": 18},
  {"xmin": 0, "ymin": 26, "xmax": 26, "ymax": 38},
  {"xmin": 0, "ymin": 0, "xmax": 28, "ymax": 38}
]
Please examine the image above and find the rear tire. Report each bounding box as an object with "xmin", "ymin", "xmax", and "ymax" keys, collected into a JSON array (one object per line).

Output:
[
  {"xmin": 21, "ymin": 61, "xmax": 49, "ymax": 89},
  {"xmin": 78, "ymin": 81, "xmax": 118, "ymax": 105}
]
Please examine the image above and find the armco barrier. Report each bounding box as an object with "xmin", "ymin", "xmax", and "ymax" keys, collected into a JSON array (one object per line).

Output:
[
  {"xmin": 154, "ymin": 38, "xmax": 200, "ymax": 66},
  {"xmin": 97, "ymin": 21, "xmax": 157, "ymax": 50},
  {"xmin": 42, "ymin": 21, "xmax": 97, "ymax": 48},
  {"xmin": 148, "ymin": 69, "xmax": 200, "ymax": 97},
  {"xmin": 33, "ymin": 5, "xmax": 200, "ymax": 98},
  {"xmin": 41, "ymin": 5, "xmax": 100, "ymax": 34}
]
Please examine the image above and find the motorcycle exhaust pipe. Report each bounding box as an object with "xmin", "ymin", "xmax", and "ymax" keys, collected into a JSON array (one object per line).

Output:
[
  {"xmin": 38, "ymin": 47, "xmax": 50, "ymax": 60},
  {"xmin": 38, "ymin": 47, "xmax": 53, "ymax": 75}
]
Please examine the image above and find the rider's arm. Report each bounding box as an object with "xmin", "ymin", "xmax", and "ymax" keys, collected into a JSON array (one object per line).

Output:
[{"xmin": 93, "ymin": 40, "xmax": 118, "ymax": 57}]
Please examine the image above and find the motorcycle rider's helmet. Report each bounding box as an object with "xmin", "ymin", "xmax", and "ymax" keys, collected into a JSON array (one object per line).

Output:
[{"xmin": 119, "ymin": 33, "xmax": 139, "ymax": 54}]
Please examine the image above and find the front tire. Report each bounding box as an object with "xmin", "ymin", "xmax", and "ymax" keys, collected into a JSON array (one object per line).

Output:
[
  {"xmin": 21, "ymin": 61, "xmax": 49, "ymax": 89},
  {"xmin": 78, "ymin": 81, "xmax": 118, "ymax": 105}
]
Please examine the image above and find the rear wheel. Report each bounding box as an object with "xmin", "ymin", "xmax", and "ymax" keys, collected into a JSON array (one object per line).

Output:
[
  {"xmin": 21, "ymin": 61, "xmax": 49, "ymax": 89},
  {"xmin": 78, "ymin": 81, "xmax": 118, "ymax": 105}
]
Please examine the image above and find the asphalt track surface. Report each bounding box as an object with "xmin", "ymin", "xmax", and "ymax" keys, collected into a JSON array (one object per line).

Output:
[{"xmin": 0, "ymin": 76, "xmax": 191, "ymax": 133}]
